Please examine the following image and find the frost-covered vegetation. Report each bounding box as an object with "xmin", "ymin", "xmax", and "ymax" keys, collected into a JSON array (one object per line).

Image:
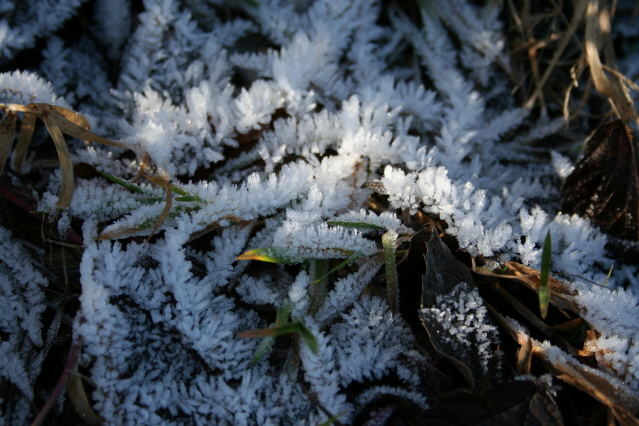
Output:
[{"xmin": 1, "ymin": 0, "xmax": 639, "ymax": 424}]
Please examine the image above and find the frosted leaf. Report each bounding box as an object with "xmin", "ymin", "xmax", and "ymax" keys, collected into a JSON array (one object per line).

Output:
[
  {"xmin": 329, "ymin": 210, "xmax": 410, "ymax": 233},
  {"xmin": 235, "ymin": 80, "xmax": 284, "ymax": 133},
  {"xmin": 316, "ymin": 256, "xmax": 384, "ymax": 323},
  {"xmin": 0, "ymin": 0, "xmax": 85, "ymax": 59},
  {"xmin": 357, "ymin": 385, "xmax": 429, "ymax": 411},
  {"xmin": 0, "ymin": 70, "xmax": 67, "ymax": 107},
  {"xmin": 272, "ymin": 219, "xmax": 378, "ymax": 259},
  {"xmin": 3, "ymin": 0, "xmax": 638, "ymax": 422},
  {"xmin": 236, "ymin": 275, "xmax": 282, "ymax": 306},
  {"xmin": 288, "ymin": 270, "xmax": 311, "ymax": 319},
  {"xmin": 551, "ymin": 151, "xmax": 574, "ymax": 179},
  {"xmin": 419, "ymin": 282, "xmax": 500, "ymax": 378},
  {"xmin": 93, "ymin": 0, "xmax": 132, "ymax": 59},
  {"xmin": 300, "ymin": 318, "xmax": 353, "ymax": 423},
  {"xmin": 0, "ymin": 226, "xmax": 49, "ymax": 423},
  {"xmin": 332, "ymin": 295, "xmax": 425, "ymax": 386}
]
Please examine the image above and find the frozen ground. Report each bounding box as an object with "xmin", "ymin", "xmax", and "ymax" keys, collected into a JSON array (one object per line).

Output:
[{"xmin": 1, "ymin": 0, "xmax": 638, "ymax": 424}]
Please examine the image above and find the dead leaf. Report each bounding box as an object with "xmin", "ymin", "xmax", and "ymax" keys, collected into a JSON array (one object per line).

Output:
[
  {"xmin": 67, "ymin": 373, "xmax": 105, "ymax": 424},
  {"xmin": 516, "ymin": 336, "xmax": 533, "ymax": 375},
  {"xmin": 41, "ymin": 114, "xmax": 74, "ymax": 209},
  {"xmin": 419, "ymin": 231, "xmax": 497, "ymax": 388},
  {"xmin": 584, "ymin": 0, "xmax": 637, "ymax": 122},
  {"xmin": 421, "ymin": 231, "xmax": 473, "ymax": 307},
  {"xmin": 0, "ymin": 111, "xmax": 16, "ymax": 174},
  {"xmin": 12, "ymin": 111, "xmax": 35, "ymax": 171},
  {"xmin": 490, "ymin": 307, "xmax": 639, "ymax": 426},
  {"xmin": 420, "ymin": 380, "xmax": 563, "ymax": 426},
  {"xmin": 505, "ymin": 262, "xmax": 580, "ymax": 312}
]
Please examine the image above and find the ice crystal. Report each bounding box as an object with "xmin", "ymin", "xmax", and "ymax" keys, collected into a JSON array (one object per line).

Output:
[
  {"xmin": 0, "ymin": 226, "xmax": 50, "ymax": 425},
  {"xmin": 420, "ymin": 282, "xmax": 500, "ymax": 377},
  {"xmin": 1, "ymin": 0, "xmax": 638, "ymax": 423}
]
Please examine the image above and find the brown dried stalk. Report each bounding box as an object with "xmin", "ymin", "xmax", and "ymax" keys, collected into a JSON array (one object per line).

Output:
[{"xmin": 0, "ymin": 102, "xmax": 129, "ymax": 209}]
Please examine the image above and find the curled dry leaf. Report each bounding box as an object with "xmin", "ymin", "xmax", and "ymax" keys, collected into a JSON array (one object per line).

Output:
[
  {"xmin": 492, "ymin": 310, "xmax": 639, "ymax": 426},
  {"xmin": 504, "ymin": 261, "xmax": 580, "ymax": 312},
  {"xmin": 561, "ymin": 120, "xmax": 639, "ymax": 241},
  {"xmin": 0, "ymin": 102, "xmax": 130, "ymax": 209},
  {"xmin": 67, "ymin": 373, "xmax": 105, "ymax": 424},
  {"xmin": 0, "ymin": 111, "xmax": 16, "ymax": 175},
  {"xmin": 584, "ymin": 0, "xmax": 636, "ymax": 122},
  {"xmin": 421, "ymin": 231, "xmax": 473, "ymax": 307},
  {"xmin": 420, "ymin": 379, "xmax": 564, "ymax": 426},
  {"xmin": 419, "ymin": 231, "xmax": 500, "ymax": 387}
]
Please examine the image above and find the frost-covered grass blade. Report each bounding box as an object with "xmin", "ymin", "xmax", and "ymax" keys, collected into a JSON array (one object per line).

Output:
[
  {"xmin": 312, "ymin": 252, "xmax": 362, "ymax": 284},
  {"xmin": 238, "ymin": 303, "xmax": 318, "ymax": 358},
  {"xmin": 539, "ymin": 231, "xmax": 552, "ymax": 319},
  {"xmin": 246, "ymin": 303, "xmax": 293, "ymax": 365},
  {"xmin": 382, "ymin": 230, "xmax": 399, "ymax": 313},
  {"xmin": 326, "ymin": 220, "xmax": 386, "ymax": 230},
  {"xmin": 97, "ymin": 170, "xmax": 156, "ymax": 197}
]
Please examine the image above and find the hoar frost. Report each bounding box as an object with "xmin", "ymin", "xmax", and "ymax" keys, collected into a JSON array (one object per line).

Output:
[{"xmin": 1, "ymin": 0, "xmax": 638, "ymax": 424}]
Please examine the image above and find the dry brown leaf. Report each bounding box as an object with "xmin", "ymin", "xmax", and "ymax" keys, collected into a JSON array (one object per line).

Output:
[
  {"xmin": 97, "ymin": 225, "xmax": 147, "ymax": 241},
  {"xmin": 578, "ymin": 329, "xmax": 600, "ymax": 357},
  {"xmin": 0, "ymin": 111, "xmax": 16, "ymax": 174},
  {"xmin": 548, "ymin": 318, "xmax": 585, "ymax": 334},
  {"xmin": 505, "ymin": 261, "xmax": 580, "ymax": 312},
  {"xmin": 584, "ymin": 0, "xmax": 637, "ymax": 122},
  {"xmin": 516, "ymin": 335, "xmax": 533, "ymax": 375},
  {"xmin": 12, "ymin": 112, "xmax": 36, "ymax": 171},
  {"xmin": 67, "ymin": 373, "xmax": 105, "ymax": 424},
  {"xmin": 525, "ymin": 0, "xmax": 589, "ymax": 110},
  {"xmin": 44, "ymin": 106, "xmax": 127, "ymax": 149},
  {"xmin": 46, "ymin": 103, "xmax": 90, "ymax": 129},
  {"xmin": 98, "ymin": 176, "xmax": 177, "ymax": 240},
  {"xmin": 473, "ymin": 262, "xmax": 579, "ymax": 313},
  {"xmin": 0, "ymin": 102, "xmax": 141, "ymax": 210},
  {"xmin": 41, "ymin": 114, "xmax": 74, "ymax": 209},
  {"xmin": 491, "ymin": 307, "xmax": 639, "ymax": 425}
]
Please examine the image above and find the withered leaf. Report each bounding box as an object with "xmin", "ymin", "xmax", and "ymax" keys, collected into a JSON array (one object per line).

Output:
[
  {"xmin": 0, "ymin": 111, "xmax": 16, "ymax": 175},
  {"xmin": 419, "ymin": 232, "xmax": 489, "ymax": 387},
  {"xmin": 418, "ymin": 380, "xmax": 563, "ymax": 426},
  {"xmin": 562, "ymin": 120, "xmax": 639, "ymax": 241},
  {"xmin": 421, "ymin": 231, "xmax": 474, "ymax": 307}
]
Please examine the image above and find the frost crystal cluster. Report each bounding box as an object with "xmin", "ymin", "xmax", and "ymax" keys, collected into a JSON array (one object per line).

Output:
[
  {"xmin": 1, "ymin": 0, "xmax": 638, "ymax": 424},
  {"xmin": 0, "ymin": 227, "xmax": 52, "ymax": 425},
  {"xmin": 419, "ymin": 281, "xmax": 500, "ymax": 378}
]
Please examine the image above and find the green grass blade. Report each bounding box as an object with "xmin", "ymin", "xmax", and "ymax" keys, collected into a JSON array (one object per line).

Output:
[
  {"xmin": 309, "ymin": 259, "xmax": 329, "ymax": 315},
  {"xmin": 238, "ymin": 322, "xmax": 318, "ymax": 355},
  {"xmin": 175, "ymin": 195, "xmax": 202, "ymax": 202},
  {"xmin": 168, "ymin": 184, "xmax": 203, "ymax": 202},
  {"xmin": 295, "ymin": 322, "xmax": 319, "ymax": 354},
  {"xmin": 251, "ymin": 336, "xmax": 274, "ymax": 365},
  {"xmin": 248, "ymin": 303, "xmax": 293, "ymax": 365},
  {"xmin": 539, "ymin": 231, "xmax": 552, "ymax": 319},
  {"xmin": 236, "ymin": 247, "xmax": 302, "ymax": 264},
  {"xmin": 98, "ymin": 170, "xmax": 153, "ymax": 195},
  {"xmin": 318, "ymin": 413, "xmax": 345, "ymax": 426},
  {"xmin": 276, "ymin": 303, "xmax": 293, "ymax": 325},
  {"xmin": 602, "ymin": 264, "xmax": 614, "ymax": 287},
  {"xmin": 312, "ymin": 252, "xmax": 361, "ymax": 284},
  {"xmin": 326, "ymin": 220, "xmax": 385, "ymax": 230}
]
